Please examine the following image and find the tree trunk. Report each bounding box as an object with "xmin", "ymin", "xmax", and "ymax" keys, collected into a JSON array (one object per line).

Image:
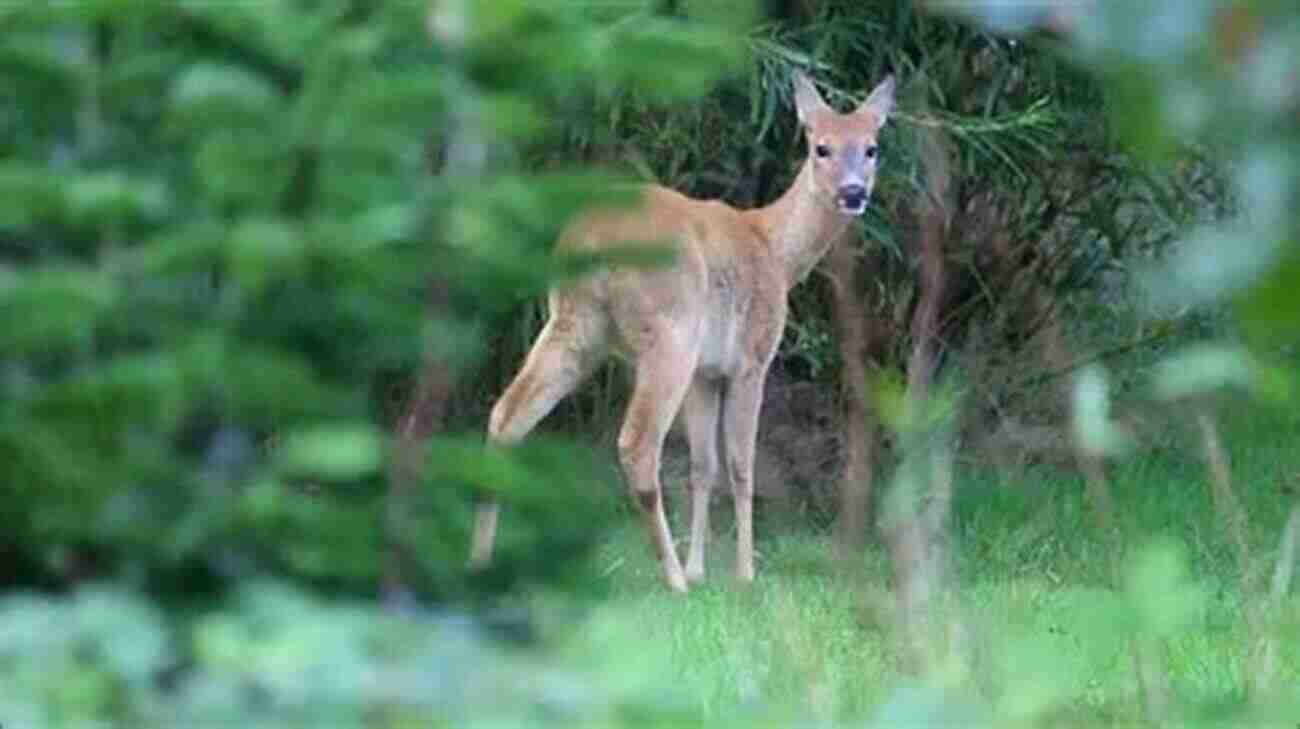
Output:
[
  {"xmin": 383, "ymin": 310, "xmax": 452, "ymax": 607},
  {"xmin": 886, "ymin": 128, "xmax": 967, "ymax": 677},
  {"xmin": 824, "ymin": 231, "xmax": 877, "ymax": 557},
  {"xmin": 380, "ymin": 0, "xmax": 480, "ymax": 608},
  {"xmin": 906, "ymin": 196, "xmax": 947, "ymax": 405}
]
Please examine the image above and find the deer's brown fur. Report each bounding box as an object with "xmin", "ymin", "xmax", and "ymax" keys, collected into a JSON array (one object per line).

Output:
[{"xmin": 470, "ymin": 72, "xmax": 895, "ymax": 591}]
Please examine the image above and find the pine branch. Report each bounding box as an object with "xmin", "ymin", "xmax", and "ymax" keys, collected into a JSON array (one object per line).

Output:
[{"xmin": 168, "ymin": 8, "xmax": 304, "ymax": 94}]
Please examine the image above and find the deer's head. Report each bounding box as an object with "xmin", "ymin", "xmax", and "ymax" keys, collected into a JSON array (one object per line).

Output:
[{"xmin": 792, "ymin": 72, "xmax": 895, "ymax": 217}]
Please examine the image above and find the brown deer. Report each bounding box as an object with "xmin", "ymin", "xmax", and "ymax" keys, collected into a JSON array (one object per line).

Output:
[{"xmin": 469, "ymin": 71, "xmax": 895, "ymax": 592}]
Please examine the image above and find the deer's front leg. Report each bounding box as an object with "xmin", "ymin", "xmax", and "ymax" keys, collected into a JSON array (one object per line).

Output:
[
  {"xmin": 682, "ymin": 378, "xmax": 722, "ymax": 584},
  {"xmin": 723, "ymin": 369, "xmax": 766, "ymax": 584}
]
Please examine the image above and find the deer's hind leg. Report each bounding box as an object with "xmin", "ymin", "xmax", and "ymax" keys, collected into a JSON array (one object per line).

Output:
[{"xmin": 469, "ymin": 306, "xmax": 606, "ymax": 569}]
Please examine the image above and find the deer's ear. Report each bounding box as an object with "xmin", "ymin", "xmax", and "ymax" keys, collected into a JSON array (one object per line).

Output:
[
  {"xmin": 792, "ymin": 71, "xmax": 829, "ymax": 126},
  {"xmin": 857, "ymin": 74, "xmax": 895, "ymax": 124}
]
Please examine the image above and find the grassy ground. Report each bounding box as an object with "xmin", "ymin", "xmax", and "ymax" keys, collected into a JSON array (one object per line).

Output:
[{"xmin": 527, "ymin": 405, "xmax": 1300, "ymax": 726}]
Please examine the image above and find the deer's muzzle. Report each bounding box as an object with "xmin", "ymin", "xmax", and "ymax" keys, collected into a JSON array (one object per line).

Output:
[{"xmin": 837, "ymin": 184, "xmax": 867, "ymax": 215}]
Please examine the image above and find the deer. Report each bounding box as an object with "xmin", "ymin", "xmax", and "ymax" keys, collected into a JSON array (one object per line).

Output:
[{"xmin": 468, "ymin": 71, "xmax": 895, "ymax": 592}]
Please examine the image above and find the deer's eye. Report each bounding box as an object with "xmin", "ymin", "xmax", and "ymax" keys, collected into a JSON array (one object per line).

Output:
[
  {"xmin": 865, "ymin": 145, "xmax": 878, "ymax": 160},
  {"xmin": 814, "ymin": 143, "xmax": 831, "ymax": 158}
]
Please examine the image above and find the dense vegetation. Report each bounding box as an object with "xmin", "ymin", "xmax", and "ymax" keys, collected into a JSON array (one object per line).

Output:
[{"xmin": 1, "ymin": 0, "xmax": 1297, "ymax": 726}]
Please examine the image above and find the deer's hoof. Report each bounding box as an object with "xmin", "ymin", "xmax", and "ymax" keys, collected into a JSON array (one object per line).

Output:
[{"xmin": 664, "ymin": 570, "xmax": 690, "ymax": 594}]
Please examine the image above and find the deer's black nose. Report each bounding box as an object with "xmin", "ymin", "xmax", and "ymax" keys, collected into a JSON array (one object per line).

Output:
[{"xmin": 838, "ymin": 184, "xmax": 866, "ymax": 209}]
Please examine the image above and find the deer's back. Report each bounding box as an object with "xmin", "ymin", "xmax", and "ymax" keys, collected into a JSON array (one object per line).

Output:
[{"xmin": 555, "ymin": 185, "xmax": 786, "ymax": 374}]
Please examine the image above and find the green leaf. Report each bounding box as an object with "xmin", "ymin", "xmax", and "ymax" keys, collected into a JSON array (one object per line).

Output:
[
  {"xmin": 192, "ymin": 615, "xmax": 254, "ymax": 672},
  {"xmin": 1142, "ymin": 225, "xmax": 1284, "ymax": 311},
  {"xmin": 113, "ymin": 223, "xmax": 225, "ymax": 276},
  {"xmin": 0, "ymin": 163, "xmax": 64, "ymax": 230},
  {"xmin": 275, "ymin": 424, "xmax": 385, "ymax": 482},
  {"xmin": 1123, "ymin": 539, "xmax": 1207, "ymax": 638},
  {"xmin": 427, "ymin": 439, "xmax": 535, "ymax": 499},
  {"xmin": 188, "ymin": 343, "xmax": 357, "ymax": 423},
  {"xmin": 0, "ymin": 33, "xmax": 78, "ymax": 92},
  {"xmin": 928, "ymin": 0, "xmax": 1057, "ymax": 35},
  {"xmin": 36, "ymin": 0, "xmax": 171, "ymax": 22},
  {"xmin": 1072, "ymin": 365, "xmax": 1131, "ymax": 456},
  {"xmin": 479, "ymin": 93, "xmax": 549, "ymax": 141},
  {"xmin": 31, "ymin": 353, "xmax": 186, "ymax": 433},
  {"xmin": 0, "ymin": 267, "xmax": 119, "ymax": 354},
  {"xmin": 553, "ymin": 243, "xmax": 678, "ymax": 282},
  {"xmin": 193, "ymin": 132, "xmax": 292, "ymax": 209},
  {"xmin": 1153, "ymin": 345, "xmax": 1258, "ymax": 401},
  {"xmin": 170, "ymin": 62, "xmax": 283, "ymax": 129},
  {"xmin": 69, "ymin": 585, "xmax": 170, "ymax": 685},
  {"xmin": 331, "ymin": 70, "xmax": 442, "ymax": 131},
  {"xmin": 64, "ymin": 172, "xmax": 170, "ymax": 228},
  {"xmin": 225, "ymin": 217, "xmax": 307, "ymax": 292},
  {"xmin": 345, "ymin": 204, "xmax": 419, "ymax": 252},
  {"xmin": 1235, "ymin": 243, "xmax": 1300, "ymax": 347},
  {"xmin": 596, "ymin": 19, "xmax": 747, "ymax": 100},
  {"xmin": 869, "ymin": 368, "xmax": 959, "ymax": 436}
]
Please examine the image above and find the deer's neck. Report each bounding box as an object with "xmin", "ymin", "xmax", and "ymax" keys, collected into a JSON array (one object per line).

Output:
[{"xmin": 749, "ymin": 160, "xmax": 852, "ymax": 289}]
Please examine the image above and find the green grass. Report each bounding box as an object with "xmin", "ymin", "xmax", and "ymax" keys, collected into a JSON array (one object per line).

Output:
[{"xmin": 524, "ymin": 406, "xmax": 1300, "ymax": 726}]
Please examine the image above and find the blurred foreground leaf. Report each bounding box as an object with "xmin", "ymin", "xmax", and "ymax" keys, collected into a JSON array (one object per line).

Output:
[{"xmin": 275, "ymin": 424, "xmax": 385, "ymax": 483}]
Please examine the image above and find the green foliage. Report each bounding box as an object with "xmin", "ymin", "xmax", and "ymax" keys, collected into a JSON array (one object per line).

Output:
[
  {"xmin": 274, "ymin": 424, "xmax": 384, "ymax": 483},
  {"xmin": 3, "ymin": 0, "xmax": 1299, "ymax": 726},
  {"xmin": 1071, "ymin": 365, "xmax": 1132, "ymax": 457},
  {"xmin": 0, "ymin": 0, "xmax": 750, "ymax": 600},
  {"xmin": 945, "ymin": 0, "xmax": 1300, "ymax": 361}
]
